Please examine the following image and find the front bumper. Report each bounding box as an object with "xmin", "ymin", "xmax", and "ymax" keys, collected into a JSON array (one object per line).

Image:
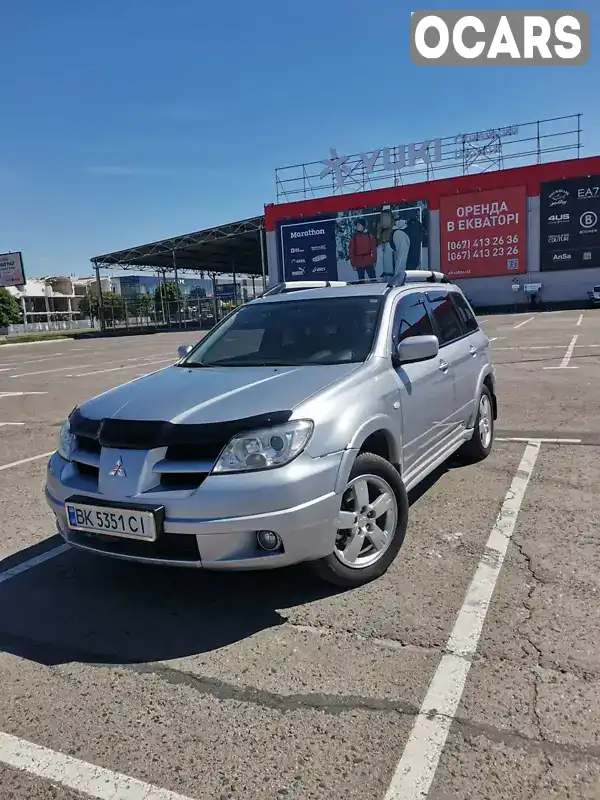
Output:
[{"xmin": 45, "ymin": 450, "xmax": 344, "ymax": 571}]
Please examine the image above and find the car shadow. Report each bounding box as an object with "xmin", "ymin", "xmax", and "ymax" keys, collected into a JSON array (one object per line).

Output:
[{"xmin": 0, "ymin": 461, "xmax": 457, "ymax": 669}]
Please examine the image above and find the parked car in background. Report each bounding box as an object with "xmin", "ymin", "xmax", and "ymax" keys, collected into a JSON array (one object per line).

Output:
[{"xmin": 46, "ymin": 272, "xmax": 497, "ymax": 588}]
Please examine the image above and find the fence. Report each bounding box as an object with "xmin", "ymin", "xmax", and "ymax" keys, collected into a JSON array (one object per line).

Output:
[
  {"xmin": 0, "ymin": 319, "xmax": 96, "ymax": 337},
  {"xmin": 95, "ymin": 295, "xmax": 243, "ymax": 332}
]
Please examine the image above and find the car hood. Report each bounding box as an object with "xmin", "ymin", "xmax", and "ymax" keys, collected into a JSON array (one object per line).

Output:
[{"xmin": 79, "ymin": 363, "xmax": 359, "ymax": 424}]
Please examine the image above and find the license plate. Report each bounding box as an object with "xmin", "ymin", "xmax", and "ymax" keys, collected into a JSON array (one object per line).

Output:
[{"xmin": 65, "ymin": 500, "xmax": 157, "ymax": 542}]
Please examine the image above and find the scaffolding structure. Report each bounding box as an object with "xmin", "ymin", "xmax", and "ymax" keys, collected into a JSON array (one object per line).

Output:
[{"xmin": 275, "ymin": 114, "xmax": 583, "ymax": 202}]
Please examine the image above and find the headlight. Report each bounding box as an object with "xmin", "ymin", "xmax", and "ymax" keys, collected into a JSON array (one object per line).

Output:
[
  {"xmin": 57, "ymin": 420, "xmax": 73, "ymax": 461},
  {"xmin": 212, "ymin": 420, "xmax": 313, "ymax": 474}
]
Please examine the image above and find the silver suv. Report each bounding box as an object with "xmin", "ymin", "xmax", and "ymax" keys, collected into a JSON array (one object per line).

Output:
[{"xmin": 46, "ymin": 273, "xmax": 496, "ymax": 588}]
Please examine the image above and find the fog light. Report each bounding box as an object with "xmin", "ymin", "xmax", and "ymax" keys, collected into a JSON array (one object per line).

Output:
[{"xmin": 256, "ymin": 530, "xmax": 281, "ymax": 552}]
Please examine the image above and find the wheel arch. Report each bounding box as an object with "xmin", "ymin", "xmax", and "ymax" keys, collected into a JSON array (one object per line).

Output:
[{"xmin": 335, "ymin": 416, "xmax": 400, "ymax": 493}]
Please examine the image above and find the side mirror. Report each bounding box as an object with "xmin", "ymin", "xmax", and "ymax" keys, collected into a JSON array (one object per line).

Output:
[
  {"xmin": 177, "ymin": 344, "xmax": 193, "ymax": 359},
  {"xmin": 396, "ymin": 335, "xmax": 439, "ymax": 364}
]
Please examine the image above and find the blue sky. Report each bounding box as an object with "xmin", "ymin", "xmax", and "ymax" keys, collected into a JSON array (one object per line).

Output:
[{"xmin": 2, "ymin": 0, "xmax": 599, "ymax": 278}]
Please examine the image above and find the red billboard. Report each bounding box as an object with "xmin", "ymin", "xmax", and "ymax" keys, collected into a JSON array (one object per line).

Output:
[{"xmin": 440, "ymin": 185, "xmax": 527, "ymax": 278}]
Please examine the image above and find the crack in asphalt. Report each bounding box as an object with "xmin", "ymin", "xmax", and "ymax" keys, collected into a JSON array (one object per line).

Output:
[
  {"xmin": 511, "ymin": 536, "xmax": 556, "ymax": 794},
  {"xmin": 121, "ymin": 661, "xmax": 600, "ymax": 764}
]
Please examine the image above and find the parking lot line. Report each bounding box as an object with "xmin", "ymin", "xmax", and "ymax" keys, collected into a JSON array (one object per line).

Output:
[
  {"xmin": 0, "ymin": 544, "xmax": 70, "ymax": 585},
  {"xmin": 513, "ymin": 316, "xmax": 534, "ymax": 329},
  {"xmin": 496, "ymin": 436, "xmax": 582, "ymax": 444},
  {"xmin": 0, "ymin": 452, "xmax": 53, "ymax": 472},
  {"xmin": 0, "ymin": 730, "xmax": 196, "ymax": 800},
  {"xmin": 383, "ymin": 440, "xmax": 541, "ymax": 800},
  {"xmin": 70, "ymin": 357, "xmax": 173, "ymax": 378},
  {"xmin": 543, "ymin": 334, "xmax": 579, "ymax": 370},
  {"xmin": 9, "ymin": 352, "xmax": 171, "ymax": 378},
  {"xmin": 0, "ymin": 392, "xmax": 48, "ymax": 398},
  {"xmin": 577, "ymin": 314, "xmax": 584, "ymax": 326}
]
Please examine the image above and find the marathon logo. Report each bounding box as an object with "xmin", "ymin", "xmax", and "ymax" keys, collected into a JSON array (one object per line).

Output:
[{"xmin": 290, "ymin": 228, "xmax": 326, "ymax": 239}]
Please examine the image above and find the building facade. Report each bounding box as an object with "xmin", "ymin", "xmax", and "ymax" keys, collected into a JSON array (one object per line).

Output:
[{"xmin": 265, "ymin": 155, "xmax": 600, "ymax": 307}]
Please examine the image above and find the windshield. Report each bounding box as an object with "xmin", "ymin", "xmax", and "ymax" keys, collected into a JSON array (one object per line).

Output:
[{"xmin": 181, "ymin": 296, "xmax": 383, "ymax": 367}]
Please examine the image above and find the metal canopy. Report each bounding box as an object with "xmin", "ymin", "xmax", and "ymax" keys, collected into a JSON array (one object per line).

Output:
[{"xmin": 91, "ymin": 215, "xmax": 266, "ymax": 275}]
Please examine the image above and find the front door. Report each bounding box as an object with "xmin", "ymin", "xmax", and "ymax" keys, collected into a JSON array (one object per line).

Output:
[{"xmin": 390, "ymin": 291, "xmax": 455, "ymax": 479}]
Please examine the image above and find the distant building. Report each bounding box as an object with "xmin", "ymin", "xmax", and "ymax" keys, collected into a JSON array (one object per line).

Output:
[{"xmin": 7, "ymin": 276, "xmax": 103, "ymax": 323}]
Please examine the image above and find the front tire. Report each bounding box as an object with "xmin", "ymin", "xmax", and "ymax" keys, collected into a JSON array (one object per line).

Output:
[
  {"xmin": 311, "ymin": 453, "xmax": 408, "ymax": 588},
  {"xmin": 459, "ymin": 385, "xmax": 494, "ymax": 464}
]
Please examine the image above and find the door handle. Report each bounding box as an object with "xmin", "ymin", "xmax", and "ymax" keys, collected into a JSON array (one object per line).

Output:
[
  {"xmin": 469, "ymin": 345, "xmax": 477, "ymax": 356},
  {"xmin": 438, "ymin": 359, "xmax": 449, "ymax": 372}
]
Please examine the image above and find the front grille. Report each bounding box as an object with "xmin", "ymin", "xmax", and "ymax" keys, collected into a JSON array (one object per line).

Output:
[
  {"xmin": 69, "ymin": 529, "xmax": 201, "ymax": 563},
  {"xmin": 159, "ymin": 472, "xmax": 209, "ymax": 490},
  {"xmin": 76, "ymin": 435, "xmax": 101, "ymax": 455},
  {"xmin": 165, "ymin": 443, "xmax": 223, "ymax": 461},
  {"xmin": 74, "ymin": 461, "xmax": 99, "ymax": 480}
]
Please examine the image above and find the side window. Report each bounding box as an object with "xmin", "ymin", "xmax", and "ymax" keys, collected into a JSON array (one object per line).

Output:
[
  {"xmin": 426, "ymin": 291, "xmax": 463, "ymax": 345},
  {"xmin": 392, "ymin": 292, "xmax": 434, "ymax": 344},
  {"xmin": 451, "ymin": 292, "xmax": 479, "ymax": 333}
]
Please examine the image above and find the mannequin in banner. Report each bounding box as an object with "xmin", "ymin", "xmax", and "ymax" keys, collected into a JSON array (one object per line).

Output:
[
  {"xmin": 348, "ymin": 218, "xmax": 377, "ymax": 282},
  {"xmin": 376, "ymin": 209, "xmax": 396, "ymax": 279},
  {"xmin": 389, "ymin": 215, "xmax": 411, "ymax": 284}
]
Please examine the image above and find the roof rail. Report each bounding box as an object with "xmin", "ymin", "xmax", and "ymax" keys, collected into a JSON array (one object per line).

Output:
[
  {"xmin": 387, "ymin": 270, "xmax": 449, "ymax": 287},
  {"xmin": 261, "ymin": 282, "xmax": 285, "ymax": 296}
]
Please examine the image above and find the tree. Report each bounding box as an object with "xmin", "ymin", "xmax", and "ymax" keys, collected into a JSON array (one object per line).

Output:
[
  {"xmin": 0, "ymin": 288, "xmax": 23, "ymax": 326},
  {"xmin": 135, "ymin": 293, "xmax": 153, "ymax": 317},
  {"xmin": 78, "ymin": 290, "xmax": 98, "ymax": 320},
  {"xmin": 78, "ymin": 291, "xmax": 125, "ymax": 325},
  {"xmin": 102, "ymin": 292, "xmax": 126, "ymax": 324},
  {"xmin": 154, "ymin": 281, "xmax": 182, "ymax": 305}
]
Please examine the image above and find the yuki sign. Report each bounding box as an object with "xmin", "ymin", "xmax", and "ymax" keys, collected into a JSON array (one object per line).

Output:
[
  {"xmin": 320, "ymin": 140, "xmax": 442, "ymax": 190},
  {"xmin": 0, "ymin": 252, "xmax": 25, "ymax": 287}
]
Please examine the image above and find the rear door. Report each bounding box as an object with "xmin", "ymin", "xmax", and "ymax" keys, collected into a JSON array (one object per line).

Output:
[
  {"xmin": 424, "ymin": 289, "xmax": 471, "ymax": 434},
  {"xmin": 390, "ymin": 291, "xmax": 454, "ymax": 475},
  {"xmin": 449, "ymin": 291, "xmax": 488, "ymax": 427}
]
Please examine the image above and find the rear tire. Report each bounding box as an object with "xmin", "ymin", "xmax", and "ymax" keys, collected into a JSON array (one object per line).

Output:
[
  {"xmin": 458, "ymin": 385, "xmax": 494, "ymax": 464},
  {"xmin": 311, "ymin": 453, "xmax": 408, "ymax": 588}
]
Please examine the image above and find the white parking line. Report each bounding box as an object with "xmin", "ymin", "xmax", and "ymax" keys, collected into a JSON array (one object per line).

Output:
[
  {"xmin": 513, "ymin": 316, "xmax": 534, "ymax": 329},
  {"xmin": 10, "ymin": 352, "xmax": 172, "ymax": 378},
  {"xmin": 70, "ymin": 358, "xmax": 173, "ymax": 378},
  {"xmin": 0, "ymin": 392, "xmax": 48, "ymax": 398},
  {"xmin": 0, "ymin": 544, "xmax": 70, "ymax": 585},
  {"xmin": 0, "ymin": 730, "xmax": 196, "ymax": 800},
  {"xmin": 0, "ymin": 452, "xmax": 53, "ymax": 472},
  {"xmin": 0, "ymin": 422, "xmax": 24, "ymax": 427},
  {"xmin": 543, "ymin": 334, "xmax": 579, "ymax": 370},
  {"xmin": 384, "ymin": 440, "xmax": 541, "ymax": 800},
  {"xmin": 496, "ymin": 436, "xmax": 582, "ymax": 444},
  {"xmin": 577, "ymin": 314, "xmax": 584, "ymax": 326}
]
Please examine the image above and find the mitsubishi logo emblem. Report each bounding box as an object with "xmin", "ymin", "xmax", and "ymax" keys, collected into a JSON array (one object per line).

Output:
[{"xmin": 109, "ymin": 457, "xmax": 126, "ymax": 477}]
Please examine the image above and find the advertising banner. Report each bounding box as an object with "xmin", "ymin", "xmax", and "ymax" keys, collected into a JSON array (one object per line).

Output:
[
  {"xmin": 0, "ymin": 252, "xmax": 25, "ymax": 287},
  {"xmin": 540, "ymin": 176, "xmax": 600, "ymax": 271},
  {"xmin": 277, "ymin": 200, "xmax": 428, "ymax": 283},
  {"xmin": 440, "ymin": 186, "xmax": 527, "ymax": 279}
]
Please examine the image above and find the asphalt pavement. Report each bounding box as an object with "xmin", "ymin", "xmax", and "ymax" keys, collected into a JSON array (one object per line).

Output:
[{"xmin": 0, "ymin": 314, "xmax": 598, "ymax": 800}]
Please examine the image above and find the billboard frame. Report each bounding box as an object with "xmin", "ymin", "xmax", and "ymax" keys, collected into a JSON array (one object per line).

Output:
[{"xmin": 0, "ymin": 251, "xmax": 26, "ymax": 288}]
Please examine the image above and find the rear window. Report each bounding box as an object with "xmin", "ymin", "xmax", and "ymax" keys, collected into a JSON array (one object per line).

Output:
[{"xmin": 450, "ymin": 292, "xmax": 479, "ymax": 333}]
